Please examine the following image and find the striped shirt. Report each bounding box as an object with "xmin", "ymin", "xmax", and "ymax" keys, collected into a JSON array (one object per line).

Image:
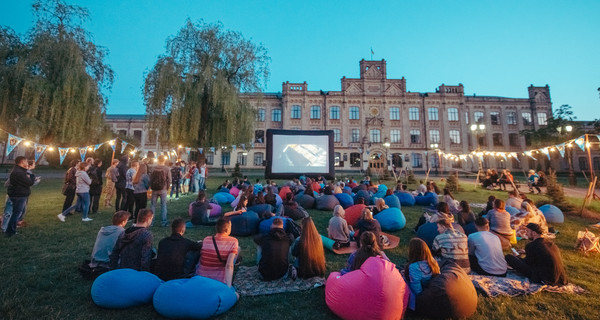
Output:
[
  {"xmin": 196, "ymin": 234, "xmax": 238, "ymax": 283},
  {"xmin": 433, "ymin": 229, "xmax": 469, "ymax": 267}
]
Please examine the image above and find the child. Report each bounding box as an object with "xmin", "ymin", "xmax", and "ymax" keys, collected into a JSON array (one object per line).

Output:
[{"xmin": 404, "ymin": 238, "xmax": 440, "ymax": 310}]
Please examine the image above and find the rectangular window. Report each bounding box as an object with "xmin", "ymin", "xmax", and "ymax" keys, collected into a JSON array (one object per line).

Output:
[
  {"xmin": 409, "ymin": 107, "xmax": 419, "ymax": 121},
  {"xmin": 350, "ymin": 153, "xmax": 361, "ymax": 167},
  {"xmin": 333, "ymin": 128, "xmax": 340, "ymax": 142},
  {"xmin": 254, "ymin": 130, "xmax": 265, "ymax": 143},
  {"xmin": 291, "ymin": 105, "xmax": 301, "ymax": 119},
  {"xmin": 256, "ymin": 108, "xmax": 265, "ymax": 122},
  {"xmin": 428, "ymin": 107, "xmax": 439, "ymax": 121},
  {"xmin": 351, "ymin": 129, "xmax": 360, "ymax": 143},
  {"xmin": 133, "ymin": 130, "xmax": 142, "ymax": 143},
  {"xmin": 449, "ymin": 130, "xmax": 461, "ymax": 144},
  {"xmin": 465, "ymin": 111, "xmax": 469, "ymax": 124},
  {"xmin": 370, "ymin": 129, "xmax": 381, "ymax": 143},
  {"xmin": 390, "ymin": 129, "xmax": 401, "ymax": 143},
  {"xmin": 507, "ymin": 111, "xmax": 517, "ymax": 125},
  {"xmin": 237, "ymin": 152, "xmax": 247, "ymax": 166},
  {"xmin": 509, "ymin": 133, "xmax": 519, "ymax": 147},
  {"xmin": 330, "ymin": 106, "xmax": 340, "ymax": 120},
  {"xmin": 254, "ymin": 152, "xmax": 264, "ymax": 166},
  {"xmin": 429, "ymin": 130, "xmax": 440, "ymax": 144},
  {"xmin": 490, "ymin": 112, "xmax": 500, "ymax": 125},
  {"xmin": 512, "ymin": 158, "xmax": 521, "ymax": 169},
  {"xmin": 448, "ymin": 108, "xmax": 459, "ymax": 121},
  {"xmin": 272, "ymin": 109, "xmax": 282, "ymax": 122},
  {"xmin": 349, "ymin": 106, "xmax": 360, "ymax": 120},
  {"xmin": 474, "ymin": 111, "xmax": 484, "ymax": 123},
  {"xmin": 412, "ymin": 153, "xmax": 423, "ymax": 168},
  {"xmin": 578, "ymin": 157, "xmax": 588, "ymax": 170},
  {"xmin": 493, "ymin": 133, "xmax": 503, "ymax": 146},
  {"xmin": 537, "ymin": 112, "xmax": 548, "ymax": 125},
  {"xmin": 310, "ymin": 105, "xmax": 321, "ymax": 119},
  {"xmin": 522, "ymin": 112, "xmax": 532, "ymax": 125},
  {"xmin": 206, "ymin": 152, "xmax": 214, "ymax": 165},
  {"xmin": 221, "ymin": 152, "xmax": 230, "ymax": 166},
  {"xmin": 334, "ymin": 152, "xmax": 341, "ymax": 167},
  {"xmin": 410, "ymin": 129, "xmax": 421, "ymax": 144},
  {"xmin": 390, "ymin": 107, "xmax": 400, "ymax": 120}
]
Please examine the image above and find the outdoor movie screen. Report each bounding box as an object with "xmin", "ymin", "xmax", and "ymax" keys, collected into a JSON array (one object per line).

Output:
[{"xmin": 265, "ymin": 129, "xmax": 335, "ymax": 179}]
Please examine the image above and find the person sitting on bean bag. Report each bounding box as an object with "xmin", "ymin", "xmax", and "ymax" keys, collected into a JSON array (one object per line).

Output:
[
  {"xmin": 432, "ymin": 219, "xmax": 470, "ymax": 273},
  {"xmin": 154, "ymin": 218, "xmax": 202, "ymax": 281},
  {"xmin": 467, "ymin": 217, "xmax": 507, "ymax": 277},
  {"xmin": 414, "ymin": 202, "xmax": 454, "ymax": 232},
  {"xmin": 303, "ymin": 183, "xmax": 317, "ymax": 198},
  {"xmin": 404, "ymin": 238, "xmax": 440, "ymax": 311},
  {"xmin": 340, "ymin": 231, "xmax": 389, "ymax": 275},
  {"xmin": 223, "ymin": 195, "xmax": 249, "ymax": 218},
  {"xmin": 291, "ymin": 217, "xmax": 326, "ymax": 279},
  {"xmin": 443, "ymin": 189, "xmax": 461, "ymax": 215},
  {"xmin": 328, "ymin": 205, "xmax": 354, "ymax": 249},
  {"xmin": 505, "ymin": 223, "xmax": 568, "ymax": 286},
  {"xmin": 372, "ymin": 198, "xmax": 389, "ymax": 215},
  {"xmin": 512, "ymin": 199, "xmax": 548, "ymax": 239},
  {"xmin": 254, "ymin": 218, "xmax": 295, "ymax": 281},
  {"xmin": 485, "ymin": 199, "xmax": 513, "ymax": 249},
  {"xmin": 283, "ymin": 192, "xmax": 308, "ymax": 220},
  {"xmin": 188, "ymin": 191, "xmax": 216, "ymax": 226},
  {"xmin": 196, "ymin": 218, "xmax": 238, "ymax": 287},
  {"xmin": 355, "ymin": 208, "xmax": 384, "ymax": 248},
  {"xmin": 88, "ymin": 210, "xmax": 130, "ymax": 270},
  {"xmin": 109, "ymin": 209, "xmax": 154, "ymax": 272}
]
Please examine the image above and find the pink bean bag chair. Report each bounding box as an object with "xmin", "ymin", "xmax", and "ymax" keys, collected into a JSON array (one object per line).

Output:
[
  {"xmin": 229, "ymin": 186, "xmax": 241, "ymax": 198},
  {"xmin": 325, "ymin": 256, "xmax": 409, "ymax": 320}
]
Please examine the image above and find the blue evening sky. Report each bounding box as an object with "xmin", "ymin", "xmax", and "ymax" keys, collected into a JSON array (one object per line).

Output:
[{"xmin": 2, "ymin": 0, "xmax": 599, "ymax": 120}]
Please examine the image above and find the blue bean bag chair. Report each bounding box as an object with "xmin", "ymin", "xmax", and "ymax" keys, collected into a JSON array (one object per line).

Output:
[
  {"xmin": 383, "ymin": 194, "xmax": 401, "ymax": 209},
  {"xmin": 259, "ymin": 216, "xmax": 292, "ymax": 234},
  {"xmin": 248, "ymin": 204, "xmax": 274, "ymax": 216},
  {"xmin": 417, "ymin": 222, "xmax": 465, "ymax": 249},
  {"xmin": 374, "ymin": 207, "xmax": 406, "ymax": 231},
  {"xmin": 505, "ymin": 206, "xmax": 520, "ymax": 216},
  {"xmin": 395, "ymin": 192, "xmax": 415, "ymax": 207},
  {"xmin": 316, "ymin": 195, "xmax": 340, "ymax": 211},
  {"xmin": 283, "ymin": 204, "xmax": 308, "ymax": 220},
  {"xmin": 91, "ymin": 269, "xmax": 162, "ymax": 309},
  {"xmin": 415, "ymin": 192, "xmax": 439, "ymax": 207},
  {"xmin": 539, "ymin": 204, "xmax": 564, "ymax": 223},
  {"xmin": 229, "ymin": 211, "xmax": 260, "ymax": 236},
  {"xmin": 217, "ymin": 187, "xmax": 230, "ymax": 193},
  {"xmin": 335, "ymin": 193, "xmax": 354, "ymax": 209},
  {"xmin": 153, "ymin": 276, "xmax": 237, "ymax": 319},
  {"xmin": 373, "ymin": 184, "xmax": 388, "ymax": 199},
  {"xmin": 296, "ymin": 194, "xmax": 315, "ymax": 209},
  {"xmin": 343, "ymin": 186, "xmax": 352, "ymax": 194},
  {"xmin": 213, "ymin": 192, "xmax": 235, "ymax": 205},
  {"xmin": 354, "ymin": 190, "xmax": 371, "ymax": 205}
]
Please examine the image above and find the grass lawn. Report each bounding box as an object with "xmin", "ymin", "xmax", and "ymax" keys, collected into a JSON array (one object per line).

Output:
[{"xmin": 1, "ymin": 177, "xmax": 599, "ymax": 320}]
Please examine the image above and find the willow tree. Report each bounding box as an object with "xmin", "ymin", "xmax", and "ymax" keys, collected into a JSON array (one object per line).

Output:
[
  {"xmin": 144, "ymin": 20, "xmax": 269, "ymax": 148},
  {"xmin": 0, "ymin": 0, "xmax": 113, "ymax": 145}
]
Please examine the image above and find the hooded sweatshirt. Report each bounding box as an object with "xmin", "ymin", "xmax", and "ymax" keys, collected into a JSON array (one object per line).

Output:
[
  {"xmin": 89, "ymin": 225, "xmax": 125, "ymax": 268},
  {"xmin": 75, "ymin": 170, "xmax": 92, "ymax": 194},
  {"xmin": 110, "ymin": 226, "xmax": 154, "ymax": 271},
  {"xmin": 254, "ymin": 227, "xmax": 294, "ymax": 280}
]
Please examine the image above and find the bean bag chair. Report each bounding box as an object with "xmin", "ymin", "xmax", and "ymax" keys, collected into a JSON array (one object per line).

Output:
[
  {"xmin": 506, "ymin": 206, "xmax": 520, "ymax": 216},
  {"xmin": 345, "ymin": 204, "xmax": 366, "ymax": 227},
  {"xmin": 415, "ymin": 192, "xmax": 439, "ymax": 207},
  {"xmin": 217, "ymin": 187, "xmax": 230, "ymax": 193},
  {"xmin": 229, "ymin": 186, "xmax": 241, "ymax": 198},
  {"xmin": 312, "ymin": 182, "xmax": 322, "ymax": 193},
  {"xmin": 229, "ymin": 211, "xmax": 260, "ymax": 236},
  {"xmin": 188, "ymin": 203, "xmax": 222, "ymax": 218},
  {"xmin": 373, "ymin": 184, "xmax": 388, "ymax": 199},
  {"xmin": 395, "ymin": 192, "xmax": 415, "ymax": 207},
  {"xmin": 321, "ymin": 235, "xmax": 336, "ymax": 251},
  {"xmin": 153, "ymin": 276, "xmax": 237, "ymax": 319},
  {"xmin": 213, "ymin": 192, "xmax": 235, "ymax": 205},
  {"xmin": 417, "ymin": 222, "xmax": 465, "ymax": 249},
  {"xmin": 325, "ymin": 256, "xmax": 410, "ymax": 320},
  {"xmin": 539, "ymin": 204, "xmax": 564, "ymax": 223},
  {"xmin": 343, "ymin": 186, "xmax": 353, "ymax": 194},
  {"xmin": 248, "ymin": 204, "xmax": 274, "ymax": 217},
  {"xmin": 258, "ymin": 215, "xmax": 292, "ymax": 234},
  {"xmin": 316, "ymin": 195, "xmax": 340, "ymax": 211},
  {"xmin": 354, "ymin": 190, "xmax": 371, "ymax": 205},
  {"xmin": 383, "ymin": 194, "xmax": 401, "ymax": 209},
  {"xmin": 278, "ymin": 186, "xmax": 292, "ymax": 200},
  {"xmin": 335, "ymin": 193, "xmax": 354, "ymax": 209},
  {"xmin": 296, "ymin": 194, "xmax": 315, "ymax": 209},
  {"xmin": 374, "ymin": 208, "xmax": 406, "ymax": 231},
  {"xmin": 415, "ymin": 260, "xmax": 477, "ymax": 319},
  {"xmin": 91, "ymin": 269, "xmax": 162, "ymax": 309},
  {"xmin": 283, "ymin": 204, "xmax": 309, "ymax": 220}
]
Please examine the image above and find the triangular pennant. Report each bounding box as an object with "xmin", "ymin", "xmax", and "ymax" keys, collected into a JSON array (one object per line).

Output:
[
  {"xmin": 210, "ymin": 147, "xmax": 215, "ymax": 153},
  {"xmin": 58, "ymin": 147, "xmax": 69, "ymax": 165},
  {"xmin": 541, "ymin": 147, "xmax": 551, "ymax": 160},
  {"xmin": 597, "ymin": 135, "xmax": 600, "ymax": 143},
  {"xmin": 110, "ymin": 140, "xmax": 116, "ymax": 152},
  {"xmin": 500, "ymin": 153, "xmax": 508, "ymax": 162},
  {"xmin": 34, "ymin": 144, "xmax": 47, "ymax": 162},
  {"xmin": 6, "ymin": 134, "xmax": 23, "ymax": 155},
  {"xmin": 240, "ymin": 144, "xmax": 245, "ymax": 150},
  {"xmin": 232, "ymin": 145, "xmax": 237, "ymax": 151},
  {"xmin": 93, "ymin": 143, "xmax": 103, "ymax": 152},
  {"xmin": 574, "ymin": 136, "xmax": 586, "ymax": 152},
  {"xmin": 185, "ymin": 147, "xmax": 191, "ymax": 156},
  {"xmin": 121, "ymin": 141, "xmax": 128, "ymax": 154},
  {"xmin": 79, "ymin": 147, "xmax": 87, "ymax": 162},
  {"xmin": 525, "ymin": 151, "xmax": 537, "ymax": 161},
  {"xmin": 198, "ymin": 148, "xmax": 203, "ymax": 154},
  {"xmin": 556, "ymin": 143, "xmax": 566, "ymax": 158},
  {"xmin": 510, "ymin": 153, "xmax": 520, "ymax": 162}
]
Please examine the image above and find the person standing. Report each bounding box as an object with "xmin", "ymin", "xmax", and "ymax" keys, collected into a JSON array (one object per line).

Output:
[
  {"xmin": 192, "ymin": 162, "xmax": 200, "ymax": 194},
  {"xmin": 124, "ymin": 160, "xmax": 138, "ymax": 214},
  {"xmin": 132, "ymin": 163, "xmax": 150, "ymax": 222},
  {"xmin": 170, "ymin": 161, "xmax": 182, "ymax": 200},
  {"xmin": 88, "ymin": 159, "xmax": 103, "ymax": 214},
  {"xmin": 115, "ymin": 156, "xmax": 129, "ymax": 210},
  {"xmin": 103, "ymin": 159, "xmax": 119, "ymax": 207},
  {"xmin": 150, "ymin": 156, "xmax": 172, "ymax": 227},
  {"xmin": 199, "ymin": 162, "xmax": 207, "ymax": 191},
  {"xmin": 5, "ymin": 156, "xmax": 37, "ymax": 237},
  {"xmin": 57, "ymin": 162, "xmax": 93, "ymax": 222},
  {"xmin": 62, "ymin": 160, "xmax": 80, "ymax": 212}
]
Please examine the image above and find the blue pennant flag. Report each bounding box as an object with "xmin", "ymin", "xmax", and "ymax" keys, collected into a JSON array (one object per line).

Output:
[
  {"xmin": 93, "ymin": 143, "xmax": 103, "ymax": 152},
  {"xmin": 210, "ymin": 147, "xmax": 215, "ymax": 153},
  {"xmin": 58, "ymin": 147, "xmax": 69, "ymax": 165},
  {"xmin": 232, "ymin": 145, "xmax": 237, "ymax": 151},
  {"xmin": 6, "ymin": 134, "xmax": 23, "ymax": 156},
  {"xmin": 198, "ymin": 148, "xmax": 203, "ymax": 154},
  {"xmin": 185, "ymin": 147, "xmax": 191, "ymax": 157},
  {"xmin": 525, "ymin": 151, "xmax": 537, "ymax": 161},
  {"xmin": 110, "ymin": 140, "xmax": 116, "ymax": 152},
  {"xmin": 34, "ymin": 144, "xmax": 47, "ymax": 162},
  {"xmin": 240, "ymin": 144, "xmax": 245, "ymax": 150},
  {"xmin": 556, "ymin": 143, "xmax": 566, "ymax": 158},
  {"xmin": 121, "ymin": 141, "xmax": 128, "ymax": 154},
  {"xmin": 79, "ymin": 147, "xmax": 87, "ymax": 162}
]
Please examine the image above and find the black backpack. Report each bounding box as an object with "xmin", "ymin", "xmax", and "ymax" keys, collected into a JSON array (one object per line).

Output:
[
  {"xmin": 89, "ymin": 167, "xmax": 101, "ymax": 186},
  {"xmin": 150, "ymin": 169, "xmax": 167, "ymax": 191}
]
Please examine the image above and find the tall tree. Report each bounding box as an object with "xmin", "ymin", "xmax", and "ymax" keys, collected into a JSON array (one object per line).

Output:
[
  {"xmin": 521, "ymin": 104, "xmax": 577, "ymax": 146},
  {"xmin": 144, "ymin": 20, "xmax": 269, "ymax": 147},
  {"xmin": 0, "ymin": 0, "xmax": 113, "ymax": 145}
]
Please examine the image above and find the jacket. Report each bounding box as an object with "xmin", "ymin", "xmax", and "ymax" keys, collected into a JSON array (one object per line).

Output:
[
  {"xmin": 110, "ymin": 226, "xmax": 154, "ymax": 271},
  {"xmin": 116, "ymin": 158, "xmax": 128, "ymax": 188},
  {"xmin": 154, "ymin": 233, "xmax": 202, "ymax": 281},
  {"xmin": 7, "ymin": 165, "xmax": 35, "ymax": 197},
  {"xmin": 89, "ymin": 225, "xmax": 125, "ymax": 268},
  {"xmin": 254, "ymin": 228, "xmax": 294, "ymax": 280},
  {"xmin": 75, "ymin": 170, "xmax": 92, "ymax": 194}
]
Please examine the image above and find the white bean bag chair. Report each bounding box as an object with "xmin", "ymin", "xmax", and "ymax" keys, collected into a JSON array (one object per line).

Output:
[{"xmin": 539, "ymin": 204, "xmax": 564, "ymax": 223}]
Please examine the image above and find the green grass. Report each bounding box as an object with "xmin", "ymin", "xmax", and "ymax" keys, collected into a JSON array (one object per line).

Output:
[{"xmin": 1, "ymin": 177, "xmax": 599, "ymax": 319}]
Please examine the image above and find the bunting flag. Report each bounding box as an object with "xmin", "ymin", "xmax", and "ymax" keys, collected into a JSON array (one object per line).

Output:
[
  {"xmin": 121, "ymin": 141, "xmax": 128, "ymax": 154},
  {"xmin": 358, "ymin": 148, "xmax": 363, "ymax": 154},
  {"xmin": 240, "ymin": 144, "xmax": 245, "ymax": 150},
  {"xmin": 250, "ymin": 142, "xmax": 255, "ymax": 148},
  {"xmin": 6, "ymin": 134, "xmax": 23, "ymax": 156},
  {"xmin": 79, "ymin": 147, "xmax": 87, "ymax": 162},
  {"xmin": 574, "ymin": 136, "xmax": 586, "ymax": 152},
  {"xmin": 185, "ymin": 147, "xmax": 191, "ymax": 157},
  {"xmin": 556, "ymin": 143, "xmax": 566, "ymax": 158},
  {"xmin": 478, "ymin": 154, "xmax": 484, "ymax": 163},
  {"xmin": 58, "ymin": 147, "xmax": 69, "ymax": 165},
  {"xmin": 232, "ymin": 145, "xmax": 237, "ymax": 151},
  {"xmin": 34, "ymin": 144, "xmax": 47, "ymax": 162},
  {"xmin": 597, "ymin": 135, "xmax": 600, "ymax": 142},
  {"xmin": 110, "ymin": 140, "xmax": 116, "ymax": 152},
  {"xmin": 468, "ymin": 154, "xmax": 474, "ymax": 164},
  {"xmin": 524, "ymin": 151, "xmax": 536, "ymax": 161},
  {"xmin": 210, "ymin": 147, "xmax": 215, "ymax": 153},
  {"xmin": 541, "ymin": 147, "xmax": 551, "ymax": 160},
  {"xmin": 510, "ymin": 153, "xmax": 520, "ymax": 162},
  {"xmin": 93, "ymin": 143, "xmax": 103, "ymax": 152},
  {"xmin": 500, "ymin": 153, "xmax": 508, "ymax": 161},
  {"xmin": 198, "ymin": 147, "xmax": 203, "ymax": 154}
]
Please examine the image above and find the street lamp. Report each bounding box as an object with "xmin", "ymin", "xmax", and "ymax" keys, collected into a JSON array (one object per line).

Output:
[
  {"xmin": 383, "ymin": 138, "xmax": 390, "ymax": 173},
  {"xmin": 430, "ymin": 143, "xmax": 439, "ymax": 175},
  {"xmin": 558, "ymin": 125, "xmax": 576, "ymax": 186},
  {"xmin": 470, "ymin": 124, "xmax": 486, "ymax": 183}
]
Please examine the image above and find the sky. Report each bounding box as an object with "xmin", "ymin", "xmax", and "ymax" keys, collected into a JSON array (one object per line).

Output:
[{"xmin": 2, "ymin": 0, "xmax": 599, "ymax": 120}]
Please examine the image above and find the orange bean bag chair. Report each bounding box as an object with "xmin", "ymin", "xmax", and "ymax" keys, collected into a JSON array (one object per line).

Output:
[{"xmin": 344, "ymin": 204, "xmax": 366, "ymax": 227}]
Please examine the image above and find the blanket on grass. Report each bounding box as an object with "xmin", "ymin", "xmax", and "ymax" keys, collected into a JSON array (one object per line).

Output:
[
  {"xmin": 470, "ymin": 272, "xmax": 586, "ymax": 298},
  {"xmin": 233, "ymin": 266, "xmax": 325, "ymax": 297}
]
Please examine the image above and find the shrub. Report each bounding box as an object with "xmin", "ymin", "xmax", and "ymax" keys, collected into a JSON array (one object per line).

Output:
[
  {"xmin": 445, "ymin": 171, "xmax": 461, "ymax": 193},
  {"xmin": 545, "ymin": 169, "xmax": 575, "ymax": 212}
]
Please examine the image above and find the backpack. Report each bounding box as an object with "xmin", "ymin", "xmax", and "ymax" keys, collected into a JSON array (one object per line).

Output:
[
  {"xmin": 150, "ymin": 169, "xmax": 167, "ymax": 191},
  {"xmin": 89, "ymin": 167, "xmax": 101, "ymax": 186},
  {"xmin": 65, "ymin": 167, "xmax": 77, "ymax": 185},
  {"xmin": 171, "ymin": 167, "xmax": 181, "ymax": 182},
  {"xmin": 78, "ymin": 260, "xmax": 109, "ymax": 280}
]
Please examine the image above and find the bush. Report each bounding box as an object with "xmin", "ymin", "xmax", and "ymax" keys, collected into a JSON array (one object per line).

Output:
[
  {"xmin": 445, "ymin": 171, "xmax": 461, "ymax": 192},
  {"xmin": 406, "ymin": 170, "xmax": 417, "ymax": 184},
  {"xmin": 545, "ymin": 169, "xmax": 575, "ymax": 212},
  {"xmin": 231, "ymin": 162, "xmax": 242, "ymax": 178}
]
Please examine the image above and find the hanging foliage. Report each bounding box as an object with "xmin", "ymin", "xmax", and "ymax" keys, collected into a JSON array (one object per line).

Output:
[{"xmin": 144, "ymin": 19, "xmax": 269, "ymax": 147}]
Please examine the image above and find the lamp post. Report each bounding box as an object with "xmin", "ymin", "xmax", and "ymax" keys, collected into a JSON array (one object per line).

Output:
[
  {"xmin": 558, "ymin": 125, "xmax": 576, "ymax": 186},
  {"xmin": 383, "ymin": 138, "xmax": 390, "ymax": 175},
  {"xmin": 430, "ymin": 143, "xmax": 439, "ymax": 175},
  {"xmin": 470, "ymin": 123, "xmax": 486, "ymax": 183}
]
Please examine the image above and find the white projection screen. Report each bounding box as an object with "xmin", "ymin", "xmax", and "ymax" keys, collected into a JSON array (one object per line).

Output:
[{"xmin": 265, "ymin": 129, "xmax": 335, "ymax": 179}]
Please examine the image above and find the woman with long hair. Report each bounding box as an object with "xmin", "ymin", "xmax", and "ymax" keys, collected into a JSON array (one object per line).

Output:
[
  {"xmin": 340, "ymin": 231, "xmax": 388, "ymax": 274},
  {"xmin": 457, "ymin": 200, "xmax": 476, "ymax": 226},
  {"xmin": 57, "ymin": 162, "xmax": 93, "ymax": 222},
  {"xmin": 355, "ymin": 208, "xmax": 383, "ymax": 248},
  {"xmin": 372, "ymin": 198, "xmax": 389, "ymax": 215},
  {"xmin": 132, "ymin": 163, "xmax": 150, "ymax": 221},
  {"xmin": 404, "ymin": 238, "xmax": 440, "ymax": 310},
  {"xmin": 304, "ymin": 183, "xmax": 315, "ymax": 198},
  {"xmin": 443, "ymin": 188, "xmax": 460, "ymax": 214},
  {"xmin": 292, "ymin": 217, "xmax": 326, "ymax": 278}
]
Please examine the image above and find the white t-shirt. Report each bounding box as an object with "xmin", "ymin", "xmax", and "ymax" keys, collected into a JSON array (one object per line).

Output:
[
  {"xmin": 200, "ymin": 166, "xmax": 206, "ymax": 178},
  {"xmin": 467, "ymin": 230, "xmax": 508, "ymax": 275}
]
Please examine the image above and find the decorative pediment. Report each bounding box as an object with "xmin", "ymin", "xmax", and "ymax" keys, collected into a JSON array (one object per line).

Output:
[
  {"xmin": 345, "ymin": 83, "xmax": 362, "ymax": 95},
  {"xmin": 534, "ymin": 92, "xmax": 548, "ymax": 103},
  {"xmin": 366, "ymin": 116, "xmax": 385, "ymax": 127},
  {"xmin": 385, "ymin": 84, "xmax": 403, "ymax": 96},
  {"xmin": 364, "ymin": 65, "xmax": 383, "ymax": 78}
]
